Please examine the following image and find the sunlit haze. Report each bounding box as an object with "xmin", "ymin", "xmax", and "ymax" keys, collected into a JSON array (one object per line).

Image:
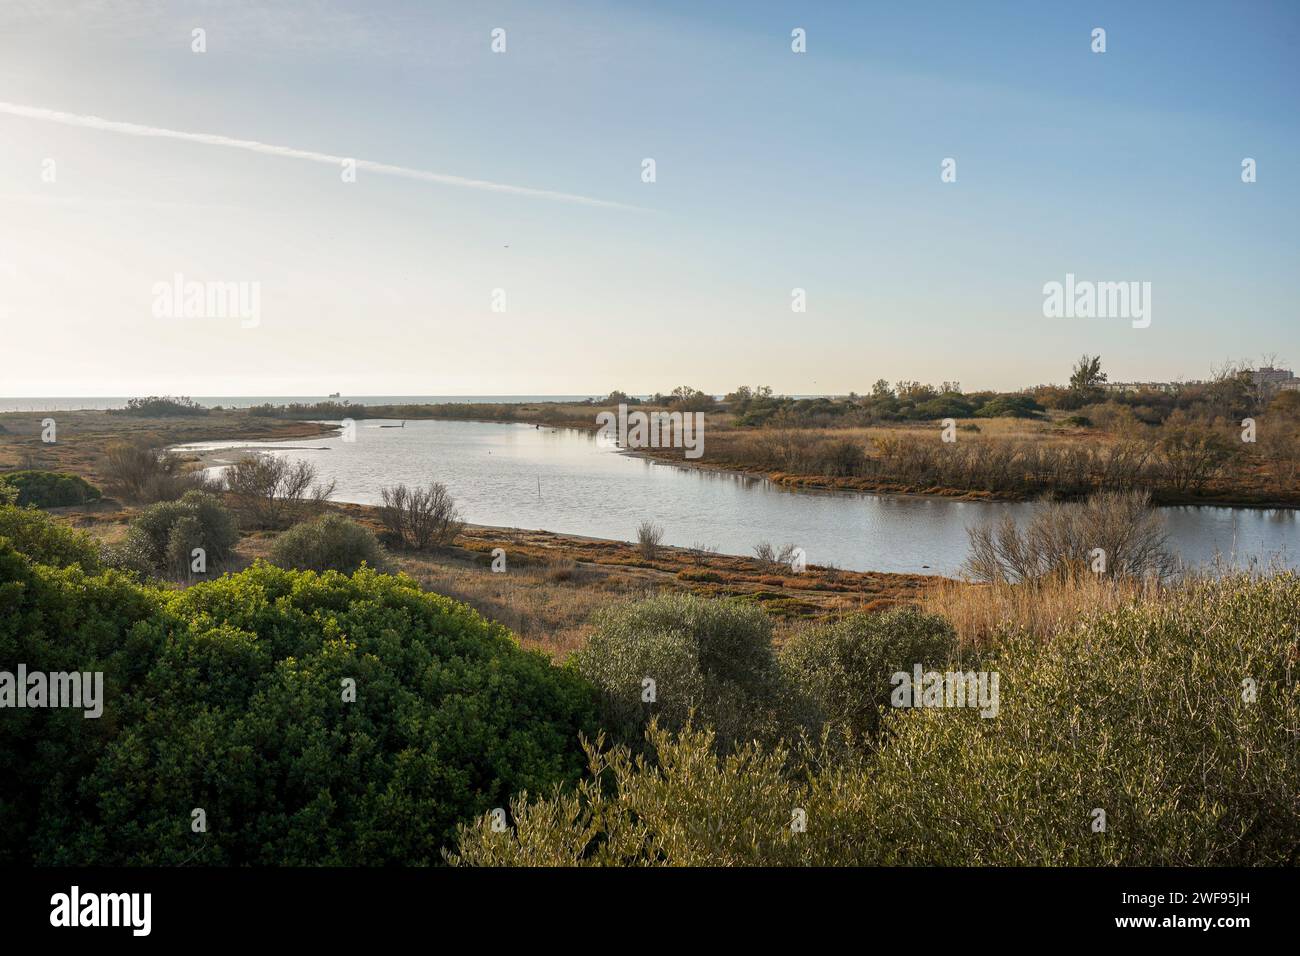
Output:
[{"xmin": 1, "ymin": 0, "xmax": 1296, "ymax": 396}]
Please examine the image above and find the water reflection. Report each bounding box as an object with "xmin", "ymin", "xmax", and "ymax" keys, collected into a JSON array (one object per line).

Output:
[{"xmin": 178, "ymin": 419, "xmax": 1297, "ymax": 576}]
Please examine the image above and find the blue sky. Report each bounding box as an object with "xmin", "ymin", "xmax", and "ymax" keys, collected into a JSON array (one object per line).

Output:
[{"xmin": 0, "ymin": 0, "xmax": 1295, "ymax": 395}]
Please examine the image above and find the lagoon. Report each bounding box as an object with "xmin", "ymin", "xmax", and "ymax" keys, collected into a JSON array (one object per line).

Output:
[{"xmin": 178, "ymin": 418, "xmax": 1298, "ymax": 576}]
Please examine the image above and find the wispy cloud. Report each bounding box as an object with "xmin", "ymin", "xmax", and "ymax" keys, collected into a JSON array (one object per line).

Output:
[{"xmin": 0, "ymin": 100, "xmax": 640, "ymax": 211}]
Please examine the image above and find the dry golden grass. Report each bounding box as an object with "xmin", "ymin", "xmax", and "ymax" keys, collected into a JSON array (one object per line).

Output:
[
  {"xmin": 47, "ymin": 491, "xmax": 1209, "ymax": 663},
  {"xmin": 634, "ymin": 418, "xmax": 1099, "ymax": 501},
  {"xmin": 30, "ymin": 407, "xmax": 1266, "ymax": 660},
  {"xmin": 0, "ymin": 410, "xmax": 333, "ymax": 490},
  {"xmin": 397, "ymin": 520, "xmax": 931, "ymax": 656},
  {"xmin": 398, "ymin": 559, "xmax": 653, "ymax": 658},
  {"xmin": 66, "ymin": 491, "xmax": 932, "ymax": 660},
  {"xmin": 921, "ymin": 573, "xmax": 1167, "ymax": 648},
  {"xmin": 226, "ymin": 519, "xmax": 653, "ymax": 658},
  {"xmin": 636, "ymin": 414, "xmax": 1300, "ymax": 507}
]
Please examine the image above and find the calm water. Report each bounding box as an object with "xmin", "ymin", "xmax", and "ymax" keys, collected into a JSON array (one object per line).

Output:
[{"xmin": 177, "ymin": 419, "xmax": 1298, "ymax": 577}]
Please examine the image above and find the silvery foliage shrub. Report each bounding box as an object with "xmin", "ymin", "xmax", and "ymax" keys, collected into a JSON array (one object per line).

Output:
[
  {"xmin": 270, "ymin": 513, "xmax": 389, "ymax": 575},
  {"xmin": 457, "ymin": 573, "xmax": 1299, "ymax": 866},
  {"xmin": 779, "ymin": 607, "xmax": 959, "ymax": 747},
  {"xmin": 120, "ymin": 491, "xmax": 238, "ymax": 578},
  {"xmin": 448, "ymin": 722, "xmax": 807, "ymax": 867},
  {"xmin": 163, "ymin": 515, "xmax": 205, "ymax": 578},
  {"xmin": 573, "ymin": 593, "xmax": 786, "ymax": 753}
]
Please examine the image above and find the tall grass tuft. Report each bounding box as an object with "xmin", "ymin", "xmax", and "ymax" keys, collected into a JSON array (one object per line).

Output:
[{"xmin": 922, "ymin": 574, "xmax": 1164, "ymax": 648}]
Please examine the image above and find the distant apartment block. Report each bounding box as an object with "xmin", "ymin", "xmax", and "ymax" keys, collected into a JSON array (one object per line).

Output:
[
  {"xmin": 1100, "ymin": 381, "xmax": 1200, "ymax": 394},
  {"xmin": 1100, "ymin": 367, "xmax": 1299, "ymax": 395},
  {"xmin": 1253, "ymin": 367, "xmax": 1299, "ymax": 391}
]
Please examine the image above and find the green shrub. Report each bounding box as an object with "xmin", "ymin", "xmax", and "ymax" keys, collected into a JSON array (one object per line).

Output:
[
  {"xmin": 0, "ymin": 554, "xmax": 597, "ymax": 865},
  {"xmin": 913, "ymin": 396, "xmax": 975, "ymax": 420},
  {"xmin": 779, "ymin": 607, "xmax": 959, "ymax": 746},
  {"xmin": 110, "ymin": 395, "xmax": 209, "ymax": 417},
  {"xmin": 0, "ymin": 480, "xmax": 16, "ymax": 506},
  {"xmin": 270, "ymin": 513, "xmax": 389, "ymax": 574},
  {"xmin": 0, "ymin": 504, "xmax": 103, "ymax": 571},
  {"xmin": 449, "ymin": 722, "xmax": 807, "ymax": 866},
  {"xmin": 455, "ymin": 574, "xmax": 1299, "ymax": 866},
  {"xmin": 573, "ymin": 593, "xmax": 785, "ymax": 752},
  {"xmin": 734, "ymin": 406, "xmax": 779, "ymax": 427},
  {"xmin": 163, "ymin": 515, "xmax": 205, "ymax": 578},
  {"xmin": 122, "ymin": 491, "xmax": 239, "ymax": 578},
  {"xmin": 0, "ymin": 543, "xmax": 163, "ymax": 864},
  {"xmin": 0, "ymin": 471, "xmax": 101, "ymax": 508},
  {"xmin": 973, "ymin": 395, "xmax": 1045, "ymax": 419},
  {"xmin": 841, "ymin": 573, "xmax": 1299, "ymax": 864}
]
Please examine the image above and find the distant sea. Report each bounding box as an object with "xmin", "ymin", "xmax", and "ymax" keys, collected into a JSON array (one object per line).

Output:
[{"xmin": 0, "ymin": 396, "xmax": 606, "ymax": 413}]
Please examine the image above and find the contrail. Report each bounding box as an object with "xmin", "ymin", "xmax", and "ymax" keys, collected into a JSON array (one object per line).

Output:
[{"xmin": 0, "ymin": 101, "xmax": 639, "ymax": 211}]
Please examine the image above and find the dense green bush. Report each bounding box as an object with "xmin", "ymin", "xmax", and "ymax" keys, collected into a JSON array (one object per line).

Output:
[
  {"xmin": 1, "ymin": 471, "xmax": 102, "ymax": 508},
  {"xmin": 121, "ymin": 491, "xmax": 239, "ymax": 578},
  {"xmin": 0, "ymin": 542, "xmax": 162, "ymax": 863},
  {"xmin": 270, "ymin": 513, "xmax": 389, "ymax": 574},
  {"xmin": 455, "ymin": 574, "xmax": 1299, "ymax": 866},
  {"xmin": 0, "ymin": 533, "xmax": 597, "ymax": 865},
  {"xmin": 573, "ymin": 593, "xmax": 785, "ymax": 752},
  {"xmin": 914, "ymin": 396, "xmax": 975, "ymax": 419},
  {"xmin": 110, "ymin": 395, "xmax": 210, "ymax": 417},
  {"xmin": 780, "ymin": 607, "xmax": 959, "ymax": 746},
  {"xmin": 0, "ymin": 504, "xmax": 102, "ymax": 571},
  {"xmin": 973, "ymin": 395, "xmax": 1045, "ymax": 419},
  {"xmin": 7, "ymin": 502, "xmax": 1293, "ymax": 867}
]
